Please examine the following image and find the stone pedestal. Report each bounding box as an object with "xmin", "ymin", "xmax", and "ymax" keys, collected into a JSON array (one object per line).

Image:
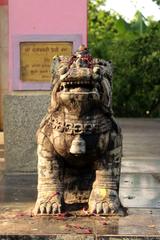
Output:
[{"xmin": 3, "ymin": 94, "xmax": 50, "ymax": 172}]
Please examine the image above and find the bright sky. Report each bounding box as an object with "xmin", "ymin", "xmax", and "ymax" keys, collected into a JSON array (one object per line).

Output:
[{"xmin": 104, "ymin": 0, "xmax": 160, "ymax": 22}]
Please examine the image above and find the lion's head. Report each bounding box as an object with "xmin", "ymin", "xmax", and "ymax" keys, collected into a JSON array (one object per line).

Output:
[{"xmin": 50, "ymin": 45, "xmax": 113, "ymax": 116}]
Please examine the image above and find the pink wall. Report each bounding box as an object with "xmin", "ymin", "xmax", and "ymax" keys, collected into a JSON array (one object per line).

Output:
[
  {"xmin": 9, "ymin": 0, "xmax": 88, "ymax": 90},
  {"xmin": 0, "ymin": 0, "xmax": 8, "ymax": 5}
]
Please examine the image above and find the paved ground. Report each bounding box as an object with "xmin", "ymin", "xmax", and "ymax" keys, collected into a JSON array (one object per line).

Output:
[{"xmin": 0, "ymin": 118, "xmax": 160, "ymax": 239}]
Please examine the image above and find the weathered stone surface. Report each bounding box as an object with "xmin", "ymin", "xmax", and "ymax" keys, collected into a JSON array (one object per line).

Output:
[
  {"xmin": 0, "ymin": 198, "xmax": 160, "ymax": 238},
  {"xmin": 34, "ymin": 47, "xmax": 123, "ymax": 215},
  {"xmin": 0, "ymin": 236, "xmax": 94, "ymax": 240},
  {"xmin": 0, "ymin": 237, "xmax": 159, "ymax": 240},
  {"xmin": 3, "ymin": 94, "xmax": 50, "ymax": 172}
]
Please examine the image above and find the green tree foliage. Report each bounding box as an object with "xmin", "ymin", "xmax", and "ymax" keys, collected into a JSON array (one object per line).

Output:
[
  {"xmin": 88, "ymin": 0, "xmax": 160, "ymax": 117},
  {"xmin": 152, "ymin": 0, "xmax": 160, "ymax": 6}
]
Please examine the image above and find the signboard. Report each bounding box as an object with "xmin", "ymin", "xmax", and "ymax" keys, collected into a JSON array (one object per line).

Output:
[{"xmin": 20, "ymin": 42, "xmax": 73, "ymax": 82}]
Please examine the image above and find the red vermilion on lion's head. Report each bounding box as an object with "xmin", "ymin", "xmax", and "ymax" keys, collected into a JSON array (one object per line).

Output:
[{"xmin": 50, "ymin": 46, "xmax": 112, "ymax": 115}]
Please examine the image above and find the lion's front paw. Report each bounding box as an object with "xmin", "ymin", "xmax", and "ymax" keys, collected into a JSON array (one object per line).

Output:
[
  {"xmin": 33, "ymin": 191, "xmax": 63, "ymax": 215},
  {"xmin": 88, "ymin": 189, "xmax": 121, "ymax": 214}
]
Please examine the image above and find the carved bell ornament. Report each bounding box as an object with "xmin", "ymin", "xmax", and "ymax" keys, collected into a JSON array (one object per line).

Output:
[{"xmin": 70, "ymin": 135, "xmax": 86, "ymax": 154}]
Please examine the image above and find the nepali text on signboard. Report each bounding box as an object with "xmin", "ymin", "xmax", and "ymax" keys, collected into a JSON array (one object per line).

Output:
[{"xmin": 20, "ymin": 42, "xmax": 73, "ymax": 82}]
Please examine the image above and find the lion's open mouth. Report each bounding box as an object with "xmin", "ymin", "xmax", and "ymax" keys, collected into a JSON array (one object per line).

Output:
[{"xmin": 59, "ymin": 80, "xmax": 94, "ymax": 93}]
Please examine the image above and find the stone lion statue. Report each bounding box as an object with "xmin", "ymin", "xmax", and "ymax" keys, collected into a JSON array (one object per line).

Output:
[{"xmin": 34, "ymin": 45, "xmax": 123, "ymax": 215}]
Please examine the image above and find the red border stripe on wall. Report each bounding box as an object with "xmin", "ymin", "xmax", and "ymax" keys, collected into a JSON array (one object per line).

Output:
[{"xmin": 0, "ymin": 0, "xmax": 8, "ymax": 5}]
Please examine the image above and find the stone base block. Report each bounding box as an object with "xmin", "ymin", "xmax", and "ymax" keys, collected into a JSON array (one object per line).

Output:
[{"xmin": 3, "ymin": 94, "xmax": 50, "ymax": 172}]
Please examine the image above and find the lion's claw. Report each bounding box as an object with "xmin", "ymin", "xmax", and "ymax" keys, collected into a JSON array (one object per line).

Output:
[
  {"xmin": 33, "ymin": 201, "xmax": 62, "ymax": 215},
  {"xmin": 96, "ymin": 202, "xmax": 102, "ymax": 214},
  {"xmin": 46, "ymin": 202, "xmax": 52, "ymax": 214},
  {"xmin": 89, "ymin": 189, "xmax": 121, "ymax": 214},
  {"xmin": 33, "ymin": 192, "xmax": 63, "ymax": 215},
  {"xmin": 102, "ymin": 202, "xmax": 109, "ymax": 214}
]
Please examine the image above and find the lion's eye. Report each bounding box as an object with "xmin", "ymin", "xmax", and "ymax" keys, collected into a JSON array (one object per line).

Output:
[
  {"xmin": 93, "ymin": 66, "xmax": 101, "ymax": 74},
  {"xmin": 60, "ymin": 85, "xmax": 64, "ymax": 91}
]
